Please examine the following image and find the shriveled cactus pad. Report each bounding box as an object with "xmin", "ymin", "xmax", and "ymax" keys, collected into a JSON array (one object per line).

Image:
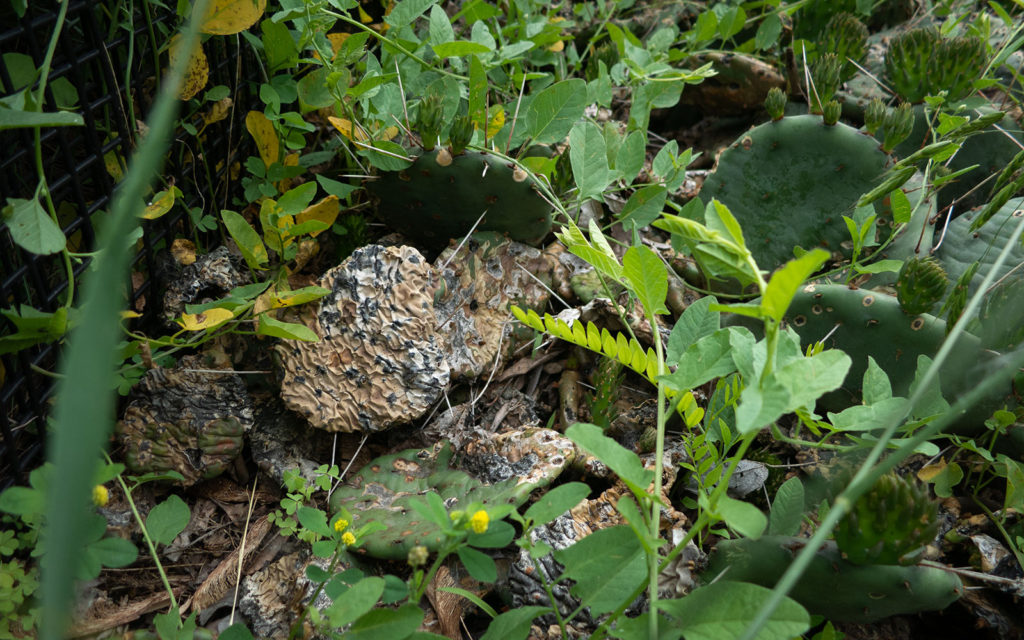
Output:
[
  {"xmin": 276, "ymin": 244, "xmax": 450, "ymax": 433},
  {"xmin": 329, "ymin": 440, "xmax": 554, "ymax": 560},
  {"xmin": 117, "ymin": 354, "xmax": 252, "ymax": 486}
]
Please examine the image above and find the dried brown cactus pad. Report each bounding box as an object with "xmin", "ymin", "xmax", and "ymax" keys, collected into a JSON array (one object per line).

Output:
[{"xmin": 276, "ymin": 244, "xmax": 450, "ymax": 433}]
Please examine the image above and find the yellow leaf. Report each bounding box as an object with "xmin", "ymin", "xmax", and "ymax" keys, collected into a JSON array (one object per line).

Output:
[
  {"xmin": 259, "ymin": 199, "xmax": 295, "ymax": 252},
  {"xmin": 328, "ymin": 116, "xmax": 369, "ymax": 141},
  {"xmin": 246, "ymin": 110, "xmax": 279, "ymax": 169},
  {"xmin": 380, "ymin": 125, "xmax": 399, "ymax": 141},
  {"xmin": 486, "ymin": 106, "xmax": 505, "ymax": 139},
  {"xmin": 171, "ymin": 238, "xmax": 197, "ymax": 265},
  {"xmin": 177, "ymin": 308, "xmax": 234, "ymax": 331},
  {"xmin": 141, "ymin": 187, "xmax": 180, "ymax": 220},
  {"xmin": 358, "ymin": 5, "xmax": 373, "ymax": 22},
  {"xmin": 201, "ymin": 0, "xmax": 267, "ymax": 35},
  {"xmin": 120, "ymin": 310, "xmax": 142, "ymax": 320},
  {"xmin": 314, "ymin": 33, "xmax": 350, "ymax": 61},
  {"xmin": 546, "ymin": 40, "xmax": 565, "ymax": 52},
  {"xmin": 168, "ymin": 34, "xmax": 208, "ymax": 101},
  {"xmin": 917, "ymin": 459, "xmax": 947, "ymax": 482},
  {"xmin": 203, "ymin": 97, "xmax": 233, "ymax": 125},
  {"xmin": 104, "ymin": 146, "xmax": 124, "ymax": 182},
  {"xmin": 296, "ymin": 195, "xmax": 340, "ymax": 237},
  {"xmin": 253, "ymin": 290, "xmax": 273, "ymax": 315}
]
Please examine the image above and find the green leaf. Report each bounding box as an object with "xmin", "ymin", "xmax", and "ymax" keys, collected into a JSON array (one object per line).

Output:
[
  {"xmin": 862, "ymin": 356, "xmax": 892, "ymax": 404},
  {"xmin": 355, "ymin": 140, "xmax": 414, "ymax": 171},
  {"xmin": 146, "ymin": 495, "xmax": 191, "ymax": 546},
  {"xmin": 85, "ymin": 536, "xmax": 137, "ymax": 570},
  {"xmin": 623, "ymin": 245, "xmax": 669, "ymax": 317},
  {"xmin": 761, "ymin": 249, "xmax": 829, "ymax": 323},
  {"xmin": 755, "ymin": 13, "xmax": 782, "ymax": 50},
  {"xmin": 0, "ymin": 108, "xmax": 84, "ymax": 130},
  {"xmin": 468, "ymin": 54, "xmax": 487, "ymax": 135},
  {"xmin": 777, "ymin": 349, "xmax": 851, "ymax": 411},
  {"xmin": 468, "ymin": 520, "xmax": 515, "ymax": 548},
  {"xmin": 221, "ymin": 210, "xmax": 268, "ymax": 270},
  {"xmin": 889, "ymin": 188, "xmax": 912, "ymax": 225},
  {"xmin": 427, "ymin": 5, "xmax": 454, "ymax": 45},
  {"xmin": 566, "ymin": 424, "xmax": 654, "ymax": 496},
  {"xmin": 615, "ymin": 130, "xmax": 646, "ymax": 184},
  {"xmin": 525, "ymin": 79, "xmax": 588, "ymax": 144},
  {"xmin": 0, "ymin": 486, "xmax": 44, "ymax": 518},
  {"xmin": 1002, "ymin": 456, "xmax": 1024, "ymax": 512},
  {"xmin": 315, "ymin": 175, "xmax": 358, "ymax": 200},
  {"xmin": 346, "ymin": 603, "xmax": 423, "ymax": 640},
  {"xmin": 618, "ymin": 185, "xmax": 667, "ymax": 231},
  {"xmin": 218, "ymin": 624, "xmax": 255, "ymax": 640},
  {"xmin": 659, "ymin": 580, "xmax": 809, "ymax": 640},
  {"xmin": 457, "ymin": 546, "xmax": 497, "ymax": 582},
  {"xmin": 2, "ymin": 197, "xmax": 66, "ymax": 255},
  {"xmin": 553, "ymin": 525, "xmax": 646, "ymax": 614},
  {"xmin": 853, "ymin": 259, "xmax": 903, "ymax": 274},
  {"xmin": 767, "ymin": 476, "xmax": 804, "ymax": 537},
  {"xmin": 718, "ymin": 6, "xmax": 747, "ymax": 40},
  {"xmin": 659, "ymin": 329, "xmax": 737, "ymax": 391},
  {"xmin": 666, "ymin": 295, "xmax": 719, "ymax": 365},
  {"xmin": 297, "ymin": 506, "xmax": 331, "ymax": 537},
  {"xmin": 433, "ymin": 41, "xmax": 492, "ymax": 57},
  {"xmin": 384, "ymin": 0, "xmax": 436, "ymax": 27},
  {"xmin": 277, "ymin": 182, "xmax": 318, "ymax": 216},
  {"xmin": 256, "ymin": 313, "xmax": 319, "ymax": 341},
  {"xmin": 715, "ymin": 494, "xmax": 767, "ymax": 539},
  {"xmin": 479, "ymin": 607, "xmax": 550, "ymax": 640},
  {"xmin": 524, "ymin": 482, "xmax": 590, "ymax": 525},
  {"xmin": 569, "ymin": 120, "xmax": 611, "ymax": 200},
  {"xmin": 325, "ymin": 577, "xmax": 385, "ymax": 629}
]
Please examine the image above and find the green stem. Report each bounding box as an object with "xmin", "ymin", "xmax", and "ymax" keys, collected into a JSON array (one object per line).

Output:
[
  {"xmin": 114, "ymin": 469, "xmax": 180, "ymax": 618},
  {"xmin": 647, "ymin": 305, "xmax": 668, "ymax": 640}
]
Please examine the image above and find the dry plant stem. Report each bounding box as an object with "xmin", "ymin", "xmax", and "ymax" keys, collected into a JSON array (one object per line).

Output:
[
  {"xmin": 230, "ymin": 475, "xmax": 259, "ymax": 626},
  {"xmin": 740, "ymin": 213, "xmax": 1024, "ymax": 640}
]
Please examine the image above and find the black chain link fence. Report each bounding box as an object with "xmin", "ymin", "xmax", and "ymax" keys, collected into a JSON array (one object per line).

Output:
[{"xmin": 0, "ymin": 0, "xmax": 257, "ymax": 488}]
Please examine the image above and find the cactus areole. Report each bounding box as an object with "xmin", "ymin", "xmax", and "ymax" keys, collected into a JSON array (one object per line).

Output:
[{"xmin": 366, "ymin": 149, "xmax": 554, "ymax": 251}]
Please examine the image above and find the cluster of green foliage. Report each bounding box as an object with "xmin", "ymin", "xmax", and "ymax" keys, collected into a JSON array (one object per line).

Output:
[{"xmin": 2, "ymin": 0, "xmax": 1024, "ymax": 639}]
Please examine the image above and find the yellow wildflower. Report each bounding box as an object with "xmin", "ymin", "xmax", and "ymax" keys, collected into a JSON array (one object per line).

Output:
[
  {"xmin": 92, "ymin": 484, "xmax": 109, "ymax": 507},
  {"xmin": 470, "ymin": 510, "xmax": 489, "ymax": 534},
  {"xmin": 341, "ymin": 531, "xmax": 356, "ymax": 546},
  {"xmin": 333, "ymin": 518, "xmax": 349, "ymax": 533},
  {"xmin": 407, "ymin": 545, "xmax": 429, "ymax": 567}
]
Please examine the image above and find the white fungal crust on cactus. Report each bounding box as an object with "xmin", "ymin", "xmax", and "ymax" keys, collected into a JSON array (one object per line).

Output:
[{"xmin": 276, "ymin": 244, "xmax": 450, "ymax": 433}]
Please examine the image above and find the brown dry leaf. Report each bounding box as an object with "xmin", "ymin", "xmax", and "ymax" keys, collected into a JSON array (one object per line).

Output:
[
  {"xmin": 292, "ymin": 238, "xmax": 319, "ymax": 271},
  {"xmin": 168, "ymin": 34, "xmax": 208, "ymax": 101},
  {"xmin": 188, "ymin": 514, "xmax": 273, "ymax": 612},
  {"xmin": 200, "ymin": 0, "xmax": 267, "ymax": 35},
  {"xmin": 296, "ymin": 195, "xmax": 340, "ymax": 237},
  {"xmin": 171, "ymin": 238, "xmax": 197, "ymax": 265},
  {"xmin": 246, "ymin": 110, "xmax": 279, "ymax": 169}
]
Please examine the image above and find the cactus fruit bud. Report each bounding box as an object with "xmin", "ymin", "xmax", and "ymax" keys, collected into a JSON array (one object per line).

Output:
[
  {"xmin": 821, "ymin": 13, "xmax": 868, "ymax": 82},
  {"xmin": 885, "ymin": 27, "xmax": 984, "ymax": 103},
  {"xmin": 448, "ymin": 114, "xmax": 474, "ymax": 155},
  {"xmin": 935, "ymin": 35, "xmax": 985, "ymax": 103},
  {"xmin": 882, "ymin": 102, "xmax": 914, "ymax": 153},
  {"xmin": 416, "ymin": 93, "xmax": 443, "ymax": 151},
  {"xmin": 764, "ymin": 87, "xmax": 787, "ymax": 121},
  {"xmin": 896, "ymin": 256, "xmax": 949, "ymax": 315},
  {"xmin": 834, "ymin": 473, "xmax": 939, "ymax": 566},
  {"xmin": 823, "ymin": 100, "xmax": 842, "ymax": 126},
  {"xmin": 810, "ymin": 53, "xmax": 842, "ymax": 113},
  {"xmin": 864, "ymin": 98, "xmax": 886, "ymax": 136}
]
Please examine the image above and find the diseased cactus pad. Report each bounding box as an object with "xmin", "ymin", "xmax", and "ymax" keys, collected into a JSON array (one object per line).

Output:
[
  {"xmin": 367, "ymin": 149, "xmax": 553, "ymax": 251},
  {"xmin": 329, "ymin": 440, "xmax": 548, "ymax": 560},
  {"xmin": 117, "ymin": 354, "xmax": 252, "ymax": 486},
  {"xmin": 276, "ymin": 244, "xmax": 450, "ymax": 433}
]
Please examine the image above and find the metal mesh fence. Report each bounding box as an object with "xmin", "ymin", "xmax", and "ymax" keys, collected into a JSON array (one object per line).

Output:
[{"xmin": 0, "ymin": 1, "xmax": 256, "ymax": 488}]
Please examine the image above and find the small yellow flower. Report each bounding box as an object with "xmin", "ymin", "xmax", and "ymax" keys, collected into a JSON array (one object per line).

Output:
[
  {"xmin": 92, "ymin": 485, "xmax": 109, "ymax": 507},
  {"xmin": 470, "ymin": 510, "xmax": 489, "ymax": 534},
  {"xmin": 334, "ymin": 518, "xmax": 349, "ymax": 533},
  {"xmin": 341, "ymin": 531, "xmax": 356, "ymax": 546},
  {"xmin": 407, "ymin": 545, "xmax": 429, "ymax": 567}
]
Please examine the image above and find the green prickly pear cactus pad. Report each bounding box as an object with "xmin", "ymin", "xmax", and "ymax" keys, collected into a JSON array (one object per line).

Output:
[
  {"xmin": 329, "ymin": 440, "xmax": 540, "ymax": 560},
  {"xmin": 937, "ymin": 203, "xmax": 1024, "ymax": 300},
  {"xmin": 700, "ymin": 115, "xmax": 889, "ymax": 270},
  {"xmin": 783, "ymin": 284, "xmax": 983, "ymax": 410},
  {"xmin": 703, "ymin": 535, "xmax": 963, "ymax": 623},
  {"xmin": 366, "ymin": 149, "xmax": 553, "ymax": 251}
]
